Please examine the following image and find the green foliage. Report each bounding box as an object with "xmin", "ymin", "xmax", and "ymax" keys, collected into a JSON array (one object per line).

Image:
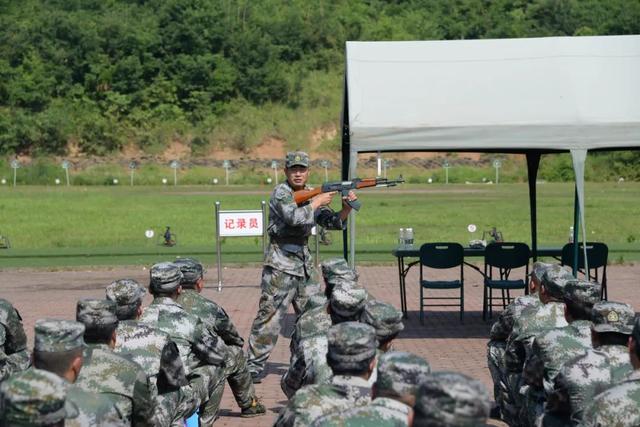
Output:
[{"xmin": 0, "ymin": 0, "xmax": 639, "ymax": 158}]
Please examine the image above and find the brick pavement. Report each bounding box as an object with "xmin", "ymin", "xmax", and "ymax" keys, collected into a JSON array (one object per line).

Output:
[{"xmin": 1, "ymin": 263, "xmax": 638, "ymax": 426}]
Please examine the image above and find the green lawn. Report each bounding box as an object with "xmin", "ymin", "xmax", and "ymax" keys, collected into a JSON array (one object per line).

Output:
[{"xmin": 1, "ymin": 182, "xmax": 639, "ymax": 267}]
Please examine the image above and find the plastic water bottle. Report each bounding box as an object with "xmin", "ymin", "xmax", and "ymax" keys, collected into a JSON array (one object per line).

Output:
[
  {"xmin": 405, "ymin": 228, "xmax": 414, "ymax": 247},
  {"xmin": 398, "ymin": 228, "xmax": 405, "ymax": 248},
  {"xmin": 569, "ymin": 226, "xmax": 574, "ymax": 243}
]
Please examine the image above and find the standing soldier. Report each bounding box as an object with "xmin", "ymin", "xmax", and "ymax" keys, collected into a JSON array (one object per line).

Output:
[
  {"xmin": 74, "ymin": 298, "xmax": 155, "ymax": 426},
  {"xmin": 246, "ymin": 151, "xmax": 358, "ymax": 382},
  {"xmin": 173, "ymin": 258, "xmax": 265, "ymax": 417},
  {"xmin": 0, "ymin": 298, "xmax": 30, "ymax": 381}
]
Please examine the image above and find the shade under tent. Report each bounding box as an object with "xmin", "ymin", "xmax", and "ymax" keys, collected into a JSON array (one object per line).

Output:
[{"xmin": 341, "ymin": 35, "xmax": 640, "ymax": 268}]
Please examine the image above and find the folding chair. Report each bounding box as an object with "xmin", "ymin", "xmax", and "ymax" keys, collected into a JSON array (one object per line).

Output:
[
  {"xmin": 561, "ymin": 242, "xmax": 608, "ymax": 300},
  {"xmin": 483, "ymin": 242, "xmax": 530, "ymax": 321},
  {"xmin": 419, "ymin": 243, "xmax": 464, "ymax": 324}
]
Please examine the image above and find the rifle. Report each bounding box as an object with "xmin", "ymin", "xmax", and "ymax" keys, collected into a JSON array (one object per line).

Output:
[{"xmin": 293, "ymin": 177, "xmax": 404, "ymax": 211}]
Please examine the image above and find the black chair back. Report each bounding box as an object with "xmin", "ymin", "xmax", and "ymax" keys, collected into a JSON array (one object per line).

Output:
[
  {"xmin": 561, "ymin": 242, "xmax": 608, "ymax": 270},
  {"xmin": 420, "ymin": 243, "xmax": 464, "ymax": 269},
  {"xmin": 484, "ymin": 242, "xmax": 530, "ymax": 270}
]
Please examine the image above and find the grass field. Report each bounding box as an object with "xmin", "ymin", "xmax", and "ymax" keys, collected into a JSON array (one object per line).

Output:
[{"xmin": 1, "ymin": 182, "xmax": 639, "ymax": 268}]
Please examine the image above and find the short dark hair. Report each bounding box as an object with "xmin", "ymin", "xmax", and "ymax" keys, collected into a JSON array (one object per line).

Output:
[
  {"xmin": 379, "ymin": 332, "xmax": 399, "ymax": 349},
  {"xmin": 33, "ymin": 348, "xmax": 83, "ymax": 377},
  {"xmin": 563, "ymin": 298, "xmax": 594, "ymax": 321},
  {"xmin": 115, "ymin": 301, "xmax": 142, "ymax": 321},
  {"xmin": 634, "ymin": 336, "xmax": 640, "ymax": 359},
  {"xmin": 327, "ymin": 354, "xmax": 374, "ymax": 377},
  {"xmin": 83, "ymin": 323, "xmax": 118, "ymax": 344},
  {"xmin": 596, "ymin": 331, "xmax": 630, "ymax": 347}
]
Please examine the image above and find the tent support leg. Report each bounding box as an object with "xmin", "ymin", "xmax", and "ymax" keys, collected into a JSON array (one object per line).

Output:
[{"xmin": 526, "ymin": 153, "xmax": 541, "ymax": 261}]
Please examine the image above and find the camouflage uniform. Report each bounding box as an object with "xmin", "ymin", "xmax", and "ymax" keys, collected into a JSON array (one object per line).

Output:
[
  {"xmin": 282, "ymin": 282, "xmax": 367, "ymax": 398},
  {"xmin": 33, "ymin": 319, "xmax": 125, "ymax": 427},
  {"xmin": 106, "ymin": 279, "xmax": 195, "ymax": 426},
  {"xmin": 503, "ymin": 265, "xmax": 573, "ymax": 425},
  {"xmin": 520, "ymin": 280, "xmax": 601, "ymax": 427},
  {"xmin": 544, "ymin": 301, "xmax": 635, "ymax": 425},
  {"xmin": 311, "ymin": 351, "xmax": 431, "ymax": 427},
  {"xmin": 275, "ymin": 322, "xmax": 376, "ymax": 427},
  {"xmin": 413, "ymin": 371, "xmax": 491, "ymax": 427},
  {"xmin": 74, "ymin": 298, "xmax": 155, "ymax": 427},
  {"xmin": 487, "ymin": 262, "xmax": 549, "ymax": 414},
  {"xmin": 247, "ymin": 152, "xmax": 347, "ymax": 376},
  {"xmin": 582, "ymin": 330, "xmax": 640, "ymax": 427},
  {"xmin": 0, "ymin": 367, "xmax": 78, "ymax": 425},
  {"xmin": 139, "ymin": 262, "xmax": 227, "ymax": 426},
  {"xmin": 0, "ymin": 298, "xmax": 30, "ymax": 382}
]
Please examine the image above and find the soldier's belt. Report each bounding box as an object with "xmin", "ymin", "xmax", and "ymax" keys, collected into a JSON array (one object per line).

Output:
[{"xmin": 271, "ymin": 237, "xmax": 309, "ymax": 246}]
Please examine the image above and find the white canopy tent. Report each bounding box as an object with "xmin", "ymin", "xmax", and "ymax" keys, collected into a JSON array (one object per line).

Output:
[{"xmin": 341, "ymin": 35, "xmax": 640, "ymax": 265}]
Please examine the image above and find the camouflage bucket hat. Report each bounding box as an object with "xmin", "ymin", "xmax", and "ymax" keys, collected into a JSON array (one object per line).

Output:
[
  {"xmin": 414, "ymin": 371, "xmax": 491, "ymax": 427},
  {"xmin": 541, "ymin": 264, "xmax": 574, "ymax": 299},
  {"xmin": 106, "ymin": 279, "xmax": 146, "ymax": 307},
  {"xmin": 76, "ymin": 298, "xmax": 118, "ymax": 328},
  {"xmin": 531, "ymin": 262, "xmax": 553, "ymax": 283},
  {"xmin": 360, "ymin": 300, "xmax": 404, "ymax": 341},
  {"xmin": 285, "ymin": 151, "xmax": 309, "ymax": 168},
  {"xmin": 173, "ymin": 257, "xmax": 205, "ymax": 286},
  {"xmin": 0, "ymin": 368, "xmax": 78, "ymax": 425},
  {"xmin": 327, "ymin": 322, "xmax": 376, "ymax": 365},
  {"xmin": 321, "ymin": 258, "xmax": 358, "ymax": 284},
  {"xmin": 330, "ymin": 285, "xmax": 368, "ymax": 318},
  {"xmin": 34, "ymin": 319, "xmax": 85, "ymax": 352},
  {"xmin": 591, "ymin": 301, "xmax": 635, "ymax": 334},
  {"xmin": 376, "ymin": 351, "xmax": 431, "ymax": 397},
  {"xmin": 562, "ymin": 279, "xmax": 601, "ymax": 307},
  {"xmin": 149, "ymin": 262, "xmax": 183, "ymax": 293}
]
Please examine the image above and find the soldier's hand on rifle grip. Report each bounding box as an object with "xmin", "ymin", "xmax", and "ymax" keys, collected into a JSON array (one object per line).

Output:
[
  {"xmin": 310, "ymin": 191, "xmax": 336, "ymax": 210},
  {"xmin": 342, "ymin": 191, "xmax": 358, "ymax": 209}
]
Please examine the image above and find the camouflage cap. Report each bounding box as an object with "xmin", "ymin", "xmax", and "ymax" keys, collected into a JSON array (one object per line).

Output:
[
  {"xmin": 76, "ymin": 298, "xmax": 118, "ymax": 329},
  {"xmin": 173, "ymin": 257, "xmax": 204, "ymax": 286},
  {"xmin": 106, "ymin": 278, "xmax": 146, "ymax": 307},
  {"xmin": 0, "ymin": 368, "xmax": 78, "ymax": 425},
  {"xmin": 414, "ymin": 371, "xmax": 491, "ymax": 427},
  {"xmin": 531, "ymin": 262, "xmax": 553, "ymax": 283},
  {"xmin": 149, "ymin": 262, "xmax": 183, "ymax": 293},
  {"xmin": 34, "ymin": 319, "xmax": 85, "ymax": 352},
  {"xmin": 285, "ymin": 151, "xmax": 309, "ymax": 168},
  {"xmin": 330, "ymin": 285, "xmax": 368, "ymax": 318},
  {"xmin": 591, "ymin": 301, "xmax": 635, "ymax": 334},
  {"xmin": 540, "ymin": 264, "xmax": 574, "ymax": 299},
  {"xmin": 360, "ymin": 300, "xmax": 404, "ymax": 342},
  {"xmin": 375, "ymin": 351, "xmax": 431, "ymax": 397},
  {"xmin": 562, "ymin": 279, "xmax": 601, "ymax": 307},
  {"xmin": 321, "ymin": 258, "xmax": 358, "ymax": 285},
  {"xmin": 304, "ymin": 294, "xmax": 328, "ymax": 312},
  {"xmin": 327, "ymin": 322, "xmax": 376, "ymax": 365}
]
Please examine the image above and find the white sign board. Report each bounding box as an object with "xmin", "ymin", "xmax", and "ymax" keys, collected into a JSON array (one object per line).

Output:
[{"xmin": 218, "ymin": 210, "xmax": 263, "ymax": 237}]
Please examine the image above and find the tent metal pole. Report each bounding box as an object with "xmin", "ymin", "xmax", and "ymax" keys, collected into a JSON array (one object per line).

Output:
[
  {"xmin": 526, "ymin": 153, "xmax": 541, "ymax": 261},
  {"xmin": 572, "ymin": 185, "xmax": 580, "ymax": 276},
  {"xmin": 341, "ymin": 76, "xmax": 350, "ymax": 261}
]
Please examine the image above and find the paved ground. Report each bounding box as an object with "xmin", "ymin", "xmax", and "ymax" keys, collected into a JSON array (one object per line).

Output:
[{"xmin": 1, "ymin": 262, "xmax": 638, "ymax": 426}]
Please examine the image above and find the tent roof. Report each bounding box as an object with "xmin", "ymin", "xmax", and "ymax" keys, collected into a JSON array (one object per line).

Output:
[{"xmin": 344, "ymin": 35, "xmax": 640, "ymax": 154}]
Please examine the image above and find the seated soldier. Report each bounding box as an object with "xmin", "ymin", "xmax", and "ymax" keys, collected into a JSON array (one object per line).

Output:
[
  {"xmin": 173, "ymin": 258, "xmax": 265, "ymax": 417},
  {"xmin": 487, "ymin": 262, "xmax": 548, "ymax": 418},
  {"xmin": 32, "ymin": 319, "xmax": 123, "ymax": 426},
  {"xmin": 275, "ymin": 322, "xmax": 377, "ymax": 427},
  {"xmin": 412, "ymin": 371, "xmax": 491, "ymax": 427},
  {"xmin": 281, "ymin": 282, "xmax": 368, "ymax": 398},
  {"xmin": 139, "ymin": 262, "xmax": 228, "ymax": 426},
  {"xmin": 0, "ymin": 298, "xmax": 30, "ymax": 381},
  {"xmin": 360, "ymin": 300, "xmax": 404, "ymax": 354},
  {"xmin": 502, "ymin": 264, "xmax": 573, "ymax": 424},
  {"xmin": 544, "ymin": 301, "xmax": 635, "ymax": 425},
  {"xmin": 106, "ymin": 279, "xmax": 196, "ymax": 425},
  {"xmin": 582, "ymin": 316, "xmax": 640, "ymax": 427},
  {"xmin": 0, "ymin": 368, "xmax": 77, "ymax": 426},
  {"xmin": 312, "ymin": 351, "xmax": 431, "ymax": 426},
  {"xmin": 74, "ymin": 298, "xmax": 155, "ymax": 426}
]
